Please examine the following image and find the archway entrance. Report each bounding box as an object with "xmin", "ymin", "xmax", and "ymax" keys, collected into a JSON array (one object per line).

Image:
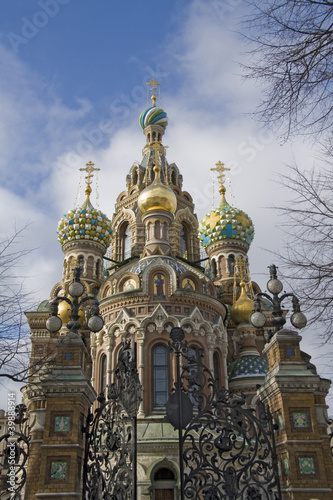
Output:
[{"xmin": 153, "ymin": 468, "xmax": 176, "ymax": 500}]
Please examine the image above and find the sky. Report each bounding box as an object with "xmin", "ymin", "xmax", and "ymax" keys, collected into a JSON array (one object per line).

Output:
[{"xmin": 0, "ymin": 0, "xmax": 332, "ymax": 410}]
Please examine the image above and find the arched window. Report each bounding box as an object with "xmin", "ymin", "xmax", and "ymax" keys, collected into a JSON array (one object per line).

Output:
[
  {"xmin": 213, "ymin": 352, "xmax": 221, "ymax": 387},
  {"xmin": 121, "ymin": 223, "xmax": 131, "ymax": 260},
  {"xmin": 211, "ymin": 259, "xmax": 217, "ymax": 279},
  {"xmin": 180, "ymin": 225, "xmax": 188, "ymax": 258},
  {"xmin": 153, "ymin": 345, "xmax": 169, "ymax": 407},
  {"xmin": 154, "ymin": 220, "xmax": 161, "ymax": 239},
  {"xmin": 228, "ymin": 254, "xmax": 235, "ymax": 275},
  {"xmin": 153, "ymin": 467, "xmax": 176, "ymax": 500},
  {"xmin": 96, "ymin": 259, "xmax": 101, "ymax": 279},
  {"xmin": 100, "ymin": 354, "xmax": 107, "ymax": 395},
  {"xmin": 78, "ymin": 255, "xmax": 84, "ymax": 267}
]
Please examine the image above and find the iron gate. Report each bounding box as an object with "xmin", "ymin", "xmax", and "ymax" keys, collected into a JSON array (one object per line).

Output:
[
  {"xmin": 167, "ymin": 327, "xmax": 281, "ymax": 500},
  {"xmin": 83, "ymin": 338, "xmax": 142, "ymax": 500}
]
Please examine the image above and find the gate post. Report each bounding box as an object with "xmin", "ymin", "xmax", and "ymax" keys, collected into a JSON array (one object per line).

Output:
[{"xmin": 23, "ymin": 329, "xmax": 96, "ymax": 499}]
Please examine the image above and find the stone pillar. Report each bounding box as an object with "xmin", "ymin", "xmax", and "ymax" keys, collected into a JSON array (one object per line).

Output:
[
  {"xmin": 23, "ymin": 331, "xmax": 96, "ymax": 499},
  {"xmin": 258, "ymin": 328, "xmax": 333, "ymax": 500}
]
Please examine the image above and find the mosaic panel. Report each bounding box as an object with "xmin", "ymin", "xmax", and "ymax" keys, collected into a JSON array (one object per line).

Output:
[
  {"xmin": 54, "ymin": 416, "xmax": 70, "ymax": 433},
  {"xmin": 299, "ymin": 457, "xmax": 315, "ymax": 475},
  {"xmin": 292, "ymin": 412, "xmax": 308, "ymax": 428},
  {"xmin": 50, "ymin": 461, "xmax": 67, "ymax": 480},
  {"xmin": 283, "ymin": 457, "xmax": 289, "ymax": 476}
]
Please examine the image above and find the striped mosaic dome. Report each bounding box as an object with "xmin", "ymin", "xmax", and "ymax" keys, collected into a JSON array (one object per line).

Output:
[
  {"xmin": 198, "ymin": 200, "xmax": 254, "ymax": 248},
  {"xmin": 229, "ymin": 355, "xmax": 267, "ymax": 380},
  {"xmin": 139, "ymin": 106, "xmax": 168, "ymax": 130}
]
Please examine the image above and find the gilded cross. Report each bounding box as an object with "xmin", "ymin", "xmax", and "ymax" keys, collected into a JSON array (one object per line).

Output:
[
  {"xmin": 210, "ymin": 161, "xmax": 231, "ymax": 190},
  {"xmin": 80, "ymin": 161, "xmax": 100, "ymax": 187},
  {"xmin": 146, "ymin": 78, "xmax": 161, "ymax": 107}
]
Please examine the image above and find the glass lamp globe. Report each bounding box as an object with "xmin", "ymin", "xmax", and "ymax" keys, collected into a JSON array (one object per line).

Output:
[
  {"xmin": 267, "ymin": 278, "xmax": 283, "ymax": 294},
  {"xmin": 250, "ymin": 311, "xmax": 266, "ymax": 328},
  {"xmin": 46, "ymin": 315, "xmax": 63, "ymax": 333},
  {"xmin": 88, "ymin": 315, "xmax": 104, "ymax": 333},
  {"xmin": 291, "ymin": 311, "xmax": 307, "ymax": 329},
  {"xmin": 68, "ymin": 281, "xmax": 85, "ymax": 298}
]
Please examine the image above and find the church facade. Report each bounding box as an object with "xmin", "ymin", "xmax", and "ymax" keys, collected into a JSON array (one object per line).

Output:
[{"xmin": 19, "ymin": 85, "xmax": 333, "ymax": 499}]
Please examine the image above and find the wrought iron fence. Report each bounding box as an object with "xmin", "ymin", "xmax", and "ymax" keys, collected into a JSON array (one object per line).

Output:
[
  {"xmin": 167, "ymin": 327, "xmax": 281, "ymax": 500},
  {"xmin": 83, "ymin": 338, "xmax": 142, "ymax": 500},
  {"xmin": 0, "ymin": 404, "xmax": 30, "ymax": 500}
]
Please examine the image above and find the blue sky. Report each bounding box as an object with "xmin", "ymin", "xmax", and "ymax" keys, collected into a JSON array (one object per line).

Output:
[{"xmin": 0, "ymin": 0, "xmax": 331, "ymax": 406}]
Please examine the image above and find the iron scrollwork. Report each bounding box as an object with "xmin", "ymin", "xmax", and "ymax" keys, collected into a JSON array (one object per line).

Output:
[
  {"xmin": 167, "ymin": 327, "xmax": 281, "ymax": 500},
  {"xmin": 83, "ymin": 338, "xmax": 142, "ymax": 500},
  {"xmin": 0, "ymin": 404, "xmax": 30, "ymax": 500}
]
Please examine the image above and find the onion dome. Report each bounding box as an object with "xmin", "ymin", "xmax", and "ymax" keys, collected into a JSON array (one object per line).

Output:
[
  {"xmin": 230, "ymin": 281, "xmax": 254, "ymax": 324},
  {"xmin": 199, "ymin": 161, "xmax": 254, "ymax": 248},
  {"xmin": 198, "ymin": 198, "xmax": 254, "ymax": 248},
  {"xmin": 57, "ymin": 299, "xmax": 85, "ymax": 326},
  {"xmin": 57, "ymin": 175, "xmax": 112, "ymax": 248},
  {"xmin": 140, "ymin": 106, "xmax": 168, "ymax": 130},
  {"xmin": 229, "ymin": 355, "xmax": 267, "ymax": 380},
  {"xmin": 138, "ymin": 164, "xmax": 177, "ymax": 214}
]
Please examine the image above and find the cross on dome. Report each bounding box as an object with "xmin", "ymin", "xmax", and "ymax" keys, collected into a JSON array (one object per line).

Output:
[
  {"xmin": 80, "ymin": 161, "xmax": 100, "ymax": 188},
  {"xmin": 210, "ymin": 161, "xmax": 231, "ymax": 202},
  {"xmin": 146, "ymin": 78, "xmax": 162, "ymax": 107}
]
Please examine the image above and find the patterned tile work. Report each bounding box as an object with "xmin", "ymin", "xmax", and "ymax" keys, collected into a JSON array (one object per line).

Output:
[
  {"xmin": 199, "ymin": 200, "xmax": 254, "ymax": 247},
  {"xmin": 299, "ymin": 457, "xmax": 315, "ymax": 475},
  {"xmin": 54, "ymin": 416, "xmax": 70, "ymax": 433},
  {"xmin": 292, "ymin": 412, "xmax": 309, "ymax": 428},
  {"xmin": 283, "ymin": 457, "xmax": 290, "ymax": 476},
  {"xmin": 50, "ymin": 461, "xmax": 67, "ymax": 480},
  {"xmin": 129, "ymin": 257, "xmax": 187, "ymax": 275},
  {"xmin": 229, "ymin": 355, "xmax": 267, "ymax": 379}
]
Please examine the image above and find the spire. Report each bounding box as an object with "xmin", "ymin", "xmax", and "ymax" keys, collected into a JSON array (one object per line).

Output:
[{"xmin": 210, "ymin": 161, "xmax": 231, "ymax": 203}]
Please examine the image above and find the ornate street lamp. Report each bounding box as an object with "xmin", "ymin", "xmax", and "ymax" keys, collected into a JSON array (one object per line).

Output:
[
  {"xmin": 46, "ymin": 266, "xmax": 104, "ymax": 335},
  {"xmin": 250, "ymin": 264, "xmax": 307, "ymax": 336}
]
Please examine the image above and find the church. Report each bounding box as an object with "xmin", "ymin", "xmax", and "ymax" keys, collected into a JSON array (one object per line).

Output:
[{"xmin": 16, "ymin": 81, "xmax": 333, "ymax": 499}]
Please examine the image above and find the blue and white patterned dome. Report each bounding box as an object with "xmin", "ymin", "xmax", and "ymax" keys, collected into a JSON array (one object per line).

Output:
[{"xmin": 229, "ymin": 355, "xmax": 267, "ymax": 380}]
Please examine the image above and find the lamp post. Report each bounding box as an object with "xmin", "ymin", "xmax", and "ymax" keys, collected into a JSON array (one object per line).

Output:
[
  {"xmin": 46, "ymin": 266, "xmax": 104, "ymax": 336},
  {"xmin": 250, "ymin": 264, "xmax": 307, "ymax": 337}
]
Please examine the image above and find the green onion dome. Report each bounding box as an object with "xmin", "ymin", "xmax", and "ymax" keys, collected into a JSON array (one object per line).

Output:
[
  {"xmin": 57, "ymin": 186, "xmax": 112, "ymax": 248},
  {"xmin": 198, "ymin": 199, "xmax": 254, "ymax": 248},
  {"xmin": 139, "ymin": 106, "xmax": 168, "ymax": 130}
]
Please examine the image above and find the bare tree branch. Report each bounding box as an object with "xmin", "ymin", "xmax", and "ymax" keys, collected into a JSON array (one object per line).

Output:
[
  {"xmin": 273, "ymin": 163, "xmax": 333, "ymax": 341},
  {"xmin": 0, "ymin": 226, "xmax": 36, "ymax": 381},
  {"xmin": 243, "ymin": 0, "xmax": 333, "ymax": 147}
]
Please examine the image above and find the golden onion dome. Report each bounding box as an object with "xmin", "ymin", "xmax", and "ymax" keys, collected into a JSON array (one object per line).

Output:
[
  {"xmin": 57, "ymin": 299, "xmax": 86, "ymax": 326},
  {"xmin": 230, "ymin": 281, "xmax": 254, "ymax": 325},
  {"xmin": 138, "ymin": 164, "xmax": 177, "ymax": 215}
]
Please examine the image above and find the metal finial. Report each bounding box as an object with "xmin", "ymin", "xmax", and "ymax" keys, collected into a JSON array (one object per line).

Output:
[
  {"xmin": 210, "ymin": 161, "xmax": 231, "ymax": 202},
  {"xmin": 146, "ymin": 78, "xmax": 161, "ymax": 107},
  {"xmin": 79, "ymin": 161, "xmax": 100, "ymax": 201}
]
